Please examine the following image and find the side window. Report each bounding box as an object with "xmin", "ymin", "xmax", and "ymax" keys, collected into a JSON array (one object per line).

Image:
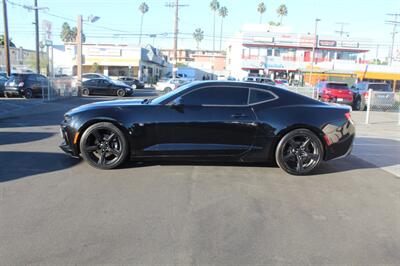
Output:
[
  {"xmin": 249, "ymin": 89, "xmax": 276, "ymax": 104},
  {"xmin": 182, "ymin": 87, "xmax": 249, "ymax": 106},
  {"xmin": 27, "ymin": 75, "xmax": 37, "ymax": 82}
]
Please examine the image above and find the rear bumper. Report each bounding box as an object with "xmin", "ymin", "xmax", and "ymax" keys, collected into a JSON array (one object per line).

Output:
[{"xmin": 321, "ymin": 95, "xmax": 353, "ymax": 105}]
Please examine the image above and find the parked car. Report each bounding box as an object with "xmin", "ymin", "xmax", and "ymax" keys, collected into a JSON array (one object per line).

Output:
[
  {"xmin": 60, "ymin": 81, "xmax": 355, "ymax": 175},
  {"xmin": 316, "ymin": 82, "xmax": 353, "ymax": 106},
  {"xmin": 243, "ymin": 76, "xmax": 275, "ymax": 85},
  {"xmin": 117, "ymin": 77, "xmax": 145, "ymax": 89},
  {"xmin": 82, "ymin": 78, "xmax": 133, "ymax": 97},
  {"xmin": 0, "ymin": 76, "xmax": 8, "ymax": 97},
  {"xmin": 155, "ymin": 78, "xmax": 189, "ymax": 93},
  {"xmin": 4, "ymin": 73, "xmax": 49, "ymax": 98},
  {"xmin": 351, "ymin": 82, "xmax": 394, "ymax": 111}
]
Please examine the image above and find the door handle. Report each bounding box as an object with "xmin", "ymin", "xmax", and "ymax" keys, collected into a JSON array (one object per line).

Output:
[{"xmin": 231, "ymin": 113, "xmax": 248, "ymax": 119}]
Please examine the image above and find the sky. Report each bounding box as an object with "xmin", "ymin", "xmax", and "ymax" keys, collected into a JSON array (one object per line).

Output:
[{"xmin": 1, "ymin": 0, "xmax": 399, "ymax": 59}]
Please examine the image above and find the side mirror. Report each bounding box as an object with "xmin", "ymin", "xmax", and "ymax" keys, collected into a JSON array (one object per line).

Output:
[{"xmin": 171, "ymin": 97, "xmax": 184, "ymax": 109}]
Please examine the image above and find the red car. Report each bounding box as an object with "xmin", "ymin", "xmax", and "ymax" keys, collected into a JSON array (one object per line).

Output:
[{"xmin": 316, "ymin": 82, "xmax": 353, "ymax": 106}]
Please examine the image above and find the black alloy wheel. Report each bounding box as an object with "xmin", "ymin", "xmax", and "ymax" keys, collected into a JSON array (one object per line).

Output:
[
  {"xmin": 82, "ymin": 88, "xmax": 90, "ymax": 96},
  {"xmin": 80, "ymin": 122, "xmax": 128, "ymax": 169},
  {"xmin": 276, "ymin": 129, "xmax": 323, "ymax": 175},
  {"xmin": 117, "ymin": 89, "xmax": 126, "ymax": 97},
  {"xmin": 23, "ymin": 89, "xmax": 33, "ymax": 99}
]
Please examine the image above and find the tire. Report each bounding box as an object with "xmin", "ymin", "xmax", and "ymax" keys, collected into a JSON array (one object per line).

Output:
[
  {"xmin": 79, "ymin": 122, "xmax": 129, "ymax": 169},
  {"xmin": 23, "ymin": 89, "xmax": 33, "ymax": 99},
  {"xmin": 163, "ymin": 87, "xmax": 172, "ymax": 93},
  {"xmin": 82, "ymin": 88, "xmax": 90, "ymax": 96},
  {"xmin": 353, "ymin": 97, "xmax": 362, "ymax": 111},
  {"xmin": 275, "ymin": 129, "xmax": 324, "ymax": 175},
  {"xmin": 117, "ymin": 89, "xmax": 126, "ymax": 97}
]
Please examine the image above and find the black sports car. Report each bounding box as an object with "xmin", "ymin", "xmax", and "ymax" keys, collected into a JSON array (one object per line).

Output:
[
  {"xmin": 60, "ymin": 81, "xmax": 355, "ymax": 175},
  {"xmin": 82, "ymin": 78, "xmax": 134, "ymax": 97}
]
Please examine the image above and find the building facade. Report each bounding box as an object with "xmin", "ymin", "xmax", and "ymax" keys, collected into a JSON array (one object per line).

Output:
[
  {"xmin": 0, "ymin": 46, "xmax": 46, "ymax": 73},
  {"xmin": 53, "ymin": 44, "xmax": 170, "ymax": 81},
  {"xmin": 226, "ymin": 24, "xmax": 371, "ymax": 83}
]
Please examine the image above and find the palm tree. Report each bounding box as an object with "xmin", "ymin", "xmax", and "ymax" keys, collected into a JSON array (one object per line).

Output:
[
  {"xmin": 193, "ymin": 28, "xmax": 204, "ymax": 50},
  {"xmin": 218, "ymin": 6, "xmax": 228, "ymax": 51},
  {"xmin": 138, "ymin": 2, "xmax": 149, "ymax": 45},
  {"xmin": 276, "ymin": 4, "xmax": 288, "ymax": 25},
  {"xmin": 209, "ymin": 0, "xmax": 220, "ymax": 51},
  {"xmin": 257, "ymin": 2, "xmax": 266, "ymax": 24}
]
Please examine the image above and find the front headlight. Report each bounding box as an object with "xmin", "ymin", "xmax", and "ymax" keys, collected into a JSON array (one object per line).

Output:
[{"xmin": 126, "ymin": 88, "xmax": 132, "ymax": 91}]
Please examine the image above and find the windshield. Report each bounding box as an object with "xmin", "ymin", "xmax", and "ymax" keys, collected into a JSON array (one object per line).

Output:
[
  {"xmin": 326, "ymin": 83, "xmax": 349, "ymax": 89},
  {"xmin": 151, "ymin": 82, "xmax": 194, "ymax": 105},
  {"xmin": 370, "ymin": 83, "xmax": 391, "ymax": 92}
]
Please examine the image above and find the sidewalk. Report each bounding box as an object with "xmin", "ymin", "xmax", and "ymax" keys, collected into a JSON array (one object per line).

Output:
[{"xmin": 351, "ymin": 111, "xmax": 400, "ymax": 177}]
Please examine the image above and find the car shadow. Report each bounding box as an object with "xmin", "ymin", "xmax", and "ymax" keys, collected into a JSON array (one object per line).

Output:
[
  {"xmin": 0, "ymin": 152, "xmax": 80, "ymax": 182},
  {"xmin": 121, "ymin": 137, "xmax": 399, "ymax": 176},
  {"xmin": 0, "ymin": 132, "xmax": 54, "ymax": 145}
]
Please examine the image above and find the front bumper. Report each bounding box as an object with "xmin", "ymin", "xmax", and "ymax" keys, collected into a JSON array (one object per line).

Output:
[{"xmin": 59, "ymin": 123, "xmax": 80, "ymax": 158}]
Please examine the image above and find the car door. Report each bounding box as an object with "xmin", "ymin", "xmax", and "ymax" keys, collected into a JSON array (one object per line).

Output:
[
  {"xmin": 93, "ymin": 79, "xmax": 111, "ymax": 95},
  {"xmin": 154, "ymin": 85, "xmax": 258, "ymax": 157},
  {"xmin": 27, "ymin": 75, "xmax": 41, "ymax": 96}
]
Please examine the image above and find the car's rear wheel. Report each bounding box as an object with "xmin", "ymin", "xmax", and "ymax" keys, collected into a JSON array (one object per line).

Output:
[
  {"xmin": 275, "ymin": 129, "xmax": 323, "ymax": 175},
  {"xmin": 23, "ymin": 89, "xmax": 33, "ymax": 99},
  {"xmin": 80, "ymin": 122, "xmax": 129, "ymax": 169},
  {"xmin": 82, "ymin": 88, "xmax": 90, "ymax": 96},
  {"xmin": 117, "ymin": 89, "xmax": 126, "ymax": 97}
]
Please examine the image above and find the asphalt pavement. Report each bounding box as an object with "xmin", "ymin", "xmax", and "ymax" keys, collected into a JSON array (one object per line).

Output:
[{"xmin": 0, "ymin": 96, "xmax": 399, "ymax": 265}]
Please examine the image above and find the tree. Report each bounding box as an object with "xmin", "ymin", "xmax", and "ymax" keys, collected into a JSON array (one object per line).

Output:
[
  {"xmin": 218, "ymin": 6, "xmax": 228, "ymax": 51},
  {"xmin": 276, "ymin": 4, "xmax": 288, "ymax": 25},
  {"xmin": 60, "ymin": 22, "xmax": 86, "ymax": 43},
  {"xmin": 209, "ymin": 0, "xmax": 220, "ymax": 51},
  {"xmin": 269, "ymin": 21, "xmax": 281, "ymax": 26},
  {"xmin": 0, "ymin": 35, "xmax": 16, "ymax": 47},
  {"xmin": 138, "ymin": 2, "xmax": 149, "ymax": 45},
  {"xmin": 90, "ymin": 62, "xmax": 100, "ymax": 73},
  {"xmin": 193, "ymin": 28, "xmax": 204, "ymax": 50},
  {"xmin": 257, "ymin": 2, "xmax": 266, "ymax": 24}
]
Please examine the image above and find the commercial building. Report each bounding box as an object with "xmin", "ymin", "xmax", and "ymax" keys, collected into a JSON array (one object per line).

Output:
[
  {"xmin": 53, "ymin": 44, "xmax": 170, "ymax": 81},
  {"xmin": 226, "ymin": 24, "xmax": 370, "ymax": 80},
  {"xmin": 0, "ymin": 46, "xmax": 46, "ymax": 73}
]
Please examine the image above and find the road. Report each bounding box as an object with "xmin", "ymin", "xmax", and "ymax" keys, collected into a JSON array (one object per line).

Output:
[{"xmin": 1, "ymin": 96, "xmax": 400, "ymax": 265}]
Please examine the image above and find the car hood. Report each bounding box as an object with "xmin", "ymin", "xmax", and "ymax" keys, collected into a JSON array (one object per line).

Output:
[{"xmin": 66, "ymin": 99, "xmax": 145, "ymax": 115}]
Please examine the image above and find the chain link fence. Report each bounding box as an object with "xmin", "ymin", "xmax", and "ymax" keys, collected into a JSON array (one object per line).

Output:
[
  {"xmin": 284, "ymin": 86, "xmax": 400, "ymax": 125},
  {"xmin": 365, "ymin": 90, "xmax": 400, "ymax": 125},
  {"xmin": 43, "ymin": 77, "xmax": 78, "ymax": 101}
]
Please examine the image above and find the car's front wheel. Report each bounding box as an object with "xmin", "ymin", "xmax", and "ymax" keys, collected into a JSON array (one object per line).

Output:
[
  {"xmin": 117, "ymin": 89, "xmax": 126, "ymax": 97},
  {"xmin": 80, "ymin": 122, "xmax": 129, "ymax": 169},
  {"xmin": 275, "ymin": 129, "xmax": 323, "ymax": 175},
  {"xmin": 163, "ymin": 87, "xmax": 172, "ymax": 93}
]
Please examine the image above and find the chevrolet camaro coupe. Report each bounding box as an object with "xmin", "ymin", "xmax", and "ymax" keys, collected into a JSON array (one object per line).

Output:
[{"xmin": 60, "ymin": 81, "xmax": 355, "ymax": 175}]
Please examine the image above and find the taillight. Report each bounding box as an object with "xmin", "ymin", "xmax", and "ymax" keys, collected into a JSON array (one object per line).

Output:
[
  {"xmin": 18, "ymin": 82, "xmax": 24, "ymax": 87},
  {"xmin": 345, "ymin": 112, "xmax": 351, "ymax": 121}
]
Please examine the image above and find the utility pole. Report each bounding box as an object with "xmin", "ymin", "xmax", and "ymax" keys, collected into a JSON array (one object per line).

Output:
[
  {"xmin": 2, "ymin": 0, "xmax": 11, "ymax": 76},
  {"xmin": 165, "ymin": 1, "xmax": 188, "ymax": 78},
  {"xmin": 77, "ymin": 15, "xmax": 83, "ymax": 96},
  {"xmin": 386, "ymin": 14, "xmax": 400, "ymax": 66},
  {"xmin": 309, "ymin": 18, "xmax": 321, "ymax": 86},
  {"xmin": 335, "ymin": 22, "xmax": 349, "ymax": 40},
  {"xmin": 34, "ymin": 0, "xmax": 40, "ymax": 73},
  {"xmin": 22, "ymin": 1, "xmax": 48, "ymax": 73}
]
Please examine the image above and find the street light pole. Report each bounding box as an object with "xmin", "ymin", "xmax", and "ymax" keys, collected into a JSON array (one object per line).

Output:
[{"xmin": 309, "ymin": 18, "xmax": 321, "ymax": 86}]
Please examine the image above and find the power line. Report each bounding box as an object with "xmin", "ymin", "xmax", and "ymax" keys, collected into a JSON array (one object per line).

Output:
[{"xmin": 386, "ymin": 13, "xmax": 400, "ymax": 65}]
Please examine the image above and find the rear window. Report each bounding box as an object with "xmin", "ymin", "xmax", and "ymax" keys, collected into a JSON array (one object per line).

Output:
[
  {"xmin": 8, "ymin": 74, "xmax": 27, "ymax": 83},
  {"xmin": 325, "ymin": 83, "xmax": 349, "ymax": 89},
  {"xmin": 369, "ymin": 83, "xmax": 390, "ymax": 92}
]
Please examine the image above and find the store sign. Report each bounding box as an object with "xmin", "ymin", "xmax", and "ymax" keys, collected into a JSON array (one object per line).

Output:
[
  {"xmin": 42, "ymin": 20, "xmax": 52, "ymax": 42},
  {"xmin": 318, "ymin": 40, "xmax": 337, "ymax": 47},
  {"xmin": 341, "ymin": 41, "xmax": 359, "ymax": 48},
  {"xmin": 253, "ymin": 37, "xmax": 274, "ymax": 43},
  {"xmin": 87, "ymin": 47, "xmax": 121, "ymax": 57}
]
